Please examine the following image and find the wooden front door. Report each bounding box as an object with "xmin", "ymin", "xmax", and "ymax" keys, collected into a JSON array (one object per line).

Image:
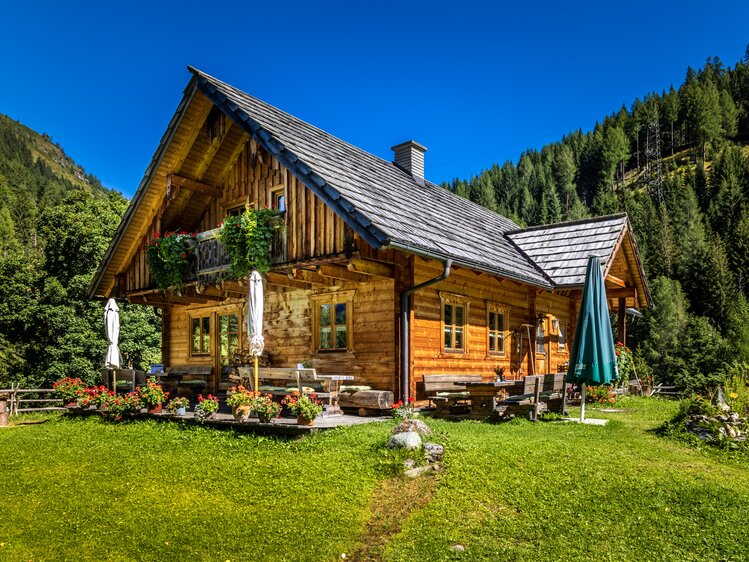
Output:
[
  {"xmin": 534, "ymin": 316, "xmax": 548, "ymax": 375},
  {"xmin": 216, "ymin": 312, "xmax": 240, "ymax": 391}
]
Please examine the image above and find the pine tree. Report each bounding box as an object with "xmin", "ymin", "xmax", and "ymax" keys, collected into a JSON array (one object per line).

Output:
[
  {"xmin": 662, "ymin": 86, "xmax": 680, "ymax": 155},
  {"xmin": 601, "ymin": 126, "xmax": 630, "ymax": 189}
]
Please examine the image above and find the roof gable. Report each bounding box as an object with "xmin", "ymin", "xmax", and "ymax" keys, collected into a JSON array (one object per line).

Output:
[{"xmin": 507, "ymin": 214, "xmax": 652, "ymax": 307}]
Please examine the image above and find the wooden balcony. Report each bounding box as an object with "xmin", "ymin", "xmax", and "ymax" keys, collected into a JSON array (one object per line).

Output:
[{"xmin": 190, "ymin": 227, "xmax": 286, "ymax": 281}]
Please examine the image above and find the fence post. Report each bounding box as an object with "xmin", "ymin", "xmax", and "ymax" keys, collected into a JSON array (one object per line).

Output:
[{"xmin": 0, "ymin": 392, "xmax": 9, "ymax": 426}]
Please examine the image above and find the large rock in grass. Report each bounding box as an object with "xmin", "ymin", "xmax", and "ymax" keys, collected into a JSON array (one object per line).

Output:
[
  {"xmin": 392, "ymin": 419, "xmax": 432, "ymax": 436},
  {"xmin": 387, "ymin": 431, "xmax": 422, "ymax": 450}
]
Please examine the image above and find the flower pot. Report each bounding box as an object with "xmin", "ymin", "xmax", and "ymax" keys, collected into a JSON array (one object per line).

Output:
[
  {"xmin": 175, "ymin": 407, "xmax": 186, "ymax": 416},
  {"xmin": 64, "ymin": 400, "xmax": 79, "ymax": 409},
  {"xmin": 258, "ymin": 414, "xmax": 274, "ymax": 424},
  {"xmin": 297, "ymin": 414, "xmax": 315, "ymax": 426},
  {"xmin": 232, "ymin": 404, "xmax": 251, "ymax": 422},
  {"xmin": 147, "ymin": 403, "xmax": 163, "ymax": 414}
]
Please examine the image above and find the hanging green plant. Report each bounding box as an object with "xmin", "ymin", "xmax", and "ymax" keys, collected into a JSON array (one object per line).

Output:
[
  {"xmin": 145, "ymin": 232, "xmax": 194, "ymax": 292},
  {"xmin": 217, "ymin": 207, "xmax": 281, "ymax": 276}
]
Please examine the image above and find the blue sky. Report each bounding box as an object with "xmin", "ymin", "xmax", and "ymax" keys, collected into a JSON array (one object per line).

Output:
[{"xmin": 1, "ymin": 1, "xmax": 747, "ymax": 197}]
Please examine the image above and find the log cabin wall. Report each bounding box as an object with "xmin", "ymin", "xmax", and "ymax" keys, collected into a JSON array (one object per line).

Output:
[
  {"xmin": 198, "ymin": 140, "xmax": 352, "ymax": 261},
  {"xmin": 165, "ymin": 277, "xmax": 396, "ymax": 392},
  {"xmin": 120, "ymin": 220, "xmax": 160, "ymax": 294},
  {"xmin": 410, "ymin": 256, "xmax": 573, "ymax": 398}
]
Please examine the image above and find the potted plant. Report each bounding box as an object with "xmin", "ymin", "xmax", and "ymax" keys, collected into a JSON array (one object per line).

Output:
[
  {"xmin": 145, "ymin": 231, "xmax": 195, "ymax": 292},
  {"xmin": 195, "ymin": 394, "xmax": 219, "ymax": 423},
  {"xmin": 217, "ymin": 206, "xmax": 281, "ymax": 277},
  {"xmin": 282, "ymin": 392, "xmax": 323, "ymax": 426},
  {"xmin": 226, "ymin": 385, "xmax": 255, "ymax": 422},
  {"xmin": 80, "ymin": 386, "xmax": 114, "ymax": 411},
  {"xmin": 53, "ymin": 377, "xmax": 86, "ymax": 408},
  {"xmin": 137, "ymin": 377, "xmax": 169, "ymax": 414},
  {"xmin": 107, "ymin": 392, "xmax": 143, "ymax": 422},
  {"xmin": 166, "ymin": 397, "xmax": 190, "ymax": 416},
  {"xmin": 249, "ymin": 393, "xmax": 281, "ymax": 424},
  {"xmin": 391, "ymin": 397, "xmax": 415, "ymax": 420}
]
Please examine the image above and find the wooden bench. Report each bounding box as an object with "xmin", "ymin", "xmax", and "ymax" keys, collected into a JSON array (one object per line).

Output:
[
  {"xmin": 161, "ymin": 366, "xmax": 213, "ymax": 397},
  {"xmin": 422, "ymin": 374, "xmax": 484, "ymax": 416},
  {"xmin": 232, "ymin": 367, "xmax": 348, "ymax": 411},
  {"xmin": 496, "ymin": 373, "xmax": 566, "ymax": 421}
]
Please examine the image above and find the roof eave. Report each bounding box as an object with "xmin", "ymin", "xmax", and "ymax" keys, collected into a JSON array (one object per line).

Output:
[{"xmin": 384, "ymin": 239, "xmax": 554, "ymax": 290}]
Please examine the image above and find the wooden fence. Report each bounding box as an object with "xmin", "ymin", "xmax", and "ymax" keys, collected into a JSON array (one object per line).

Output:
[{"xmin": 0, "ymin": 386, "xmax": 65, "ymax": 415}]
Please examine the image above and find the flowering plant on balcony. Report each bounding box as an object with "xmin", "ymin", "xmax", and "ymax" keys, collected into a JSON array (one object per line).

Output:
[
  {"xmin": 225, "ymin": 385, "xmax": 256, "ymax": 407},
  {"xmin": 217, "ymin": 206, "xmax": 281, "ymax": 277},
  {"xmin": 145, "ymin": 231, "xmax": 195, "ymax": 292},
  {"xmin": 249, "ymin": 393, "xmax": 281, "ymax": 422},
  {"xmin": 80, "ymin": 385, "xmax": 115, "ymax": 409}
]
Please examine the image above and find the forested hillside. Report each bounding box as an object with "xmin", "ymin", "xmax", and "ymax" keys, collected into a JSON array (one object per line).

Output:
[
  {"xmin": 0, "ymin": 114, "xmax": 160, "ymax": 388},
  {"xmin": 444, "ymin": 46, "xmax": 749, "ymax": 391}
]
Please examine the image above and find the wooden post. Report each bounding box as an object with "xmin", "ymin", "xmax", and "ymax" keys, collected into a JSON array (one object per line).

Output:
[
  {"xmin": 617, "ymin": 297, "xmax": 626, "ymax": 345},
  {"xmin": 528, "ymin": 289, "xmax": 537, "ymax": 376},
  {"xmin": 161, "ymin": 305, "xmax": 171, "ymax": 366},
  {"xmin": 0, "ymin": 392, "xmax": 9, "ymax": 426}
]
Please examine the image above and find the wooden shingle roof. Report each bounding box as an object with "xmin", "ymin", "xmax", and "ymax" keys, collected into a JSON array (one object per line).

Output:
[
  {"xmin": 190, "ymin": 67, "xmax": 552, "ymax": 288},
  {"xmin": 507, "ymin": 214, "xmax": 628, "ymax": 286}
]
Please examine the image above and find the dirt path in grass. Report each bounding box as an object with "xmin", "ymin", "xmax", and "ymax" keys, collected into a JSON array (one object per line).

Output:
[{"xmin": 347, "ymin": 475, "xmax": 439, "ymax": 561}]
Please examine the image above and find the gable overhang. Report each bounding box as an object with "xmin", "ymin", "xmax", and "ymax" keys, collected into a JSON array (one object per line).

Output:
[
  {"xmin": 88, "ymin": 77, "xmax": 200, "ymax": 299},
  {"xmin": 191, "ymin": 69, "xmax": 388, "ymax": 251},
  {"xmin": 553, "ymin": 219, "xmax": 652, "ymax": 308}
]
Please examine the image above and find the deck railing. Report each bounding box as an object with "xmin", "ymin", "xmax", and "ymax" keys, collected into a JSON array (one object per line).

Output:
[{"xmin": 192, "ymin": 226, "xmax": 285, "ymax": 279}]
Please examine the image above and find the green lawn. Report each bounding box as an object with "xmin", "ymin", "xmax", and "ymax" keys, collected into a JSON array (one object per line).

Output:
[{"xmin": 1, "ymin": 398, "xmax": 748, "ymax": 561}]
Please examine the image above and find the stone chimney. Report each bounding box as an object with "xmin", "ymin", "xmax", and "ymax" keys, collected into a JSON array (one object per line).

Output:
[{"xmin": 392, "ymin": 140, "xmax": 427, "ymax": 185}]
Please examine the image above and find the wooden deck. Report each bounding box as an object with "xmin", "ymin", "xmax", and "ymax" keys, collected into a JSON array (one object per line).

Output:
[{"xmin": 70, "ymin": 409, "xmax": 390, "ymax": 436}]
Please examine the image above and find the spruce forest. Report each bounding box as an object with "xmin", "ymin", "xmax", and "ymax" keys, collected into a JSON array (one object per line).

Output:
[
  {"xmin": 0, "ymin": 115, "xmax": 160, "ymax": 388},
  {"xmin": 1, "ymin": 47, "xmax": 749, "ymax": 391},
  {"xmin": 444, "ymin": 48, "xmax": 749, "ymax": 392}
]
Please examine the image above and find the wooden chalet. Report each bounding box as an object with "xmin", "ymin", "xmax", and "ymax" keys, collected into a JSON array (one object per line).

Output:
[{"xmin": 88, "ymin": 67, "xmax": 652, "ymax": 400}]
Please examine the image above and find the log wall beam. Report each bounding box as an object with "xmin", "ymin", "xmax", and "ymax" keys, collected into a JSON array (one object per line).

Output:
[
  {"xmin": 167, "ymin": 174, "xmax": 223, "ymax": 198},
  {"xmin": 347, "ymin": 258, "xmax": 394, "ymax": 278}
]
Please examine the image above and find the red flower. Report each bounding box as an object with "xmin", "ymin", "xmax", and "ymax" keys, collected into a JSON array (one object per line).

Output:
[
  {"xmin": 408, "ymin": 397, "xmax": 415, "ymax": 404},
  {"xmin": 180, "ymin": 253, "xmax": 187, "ymax": 258}
]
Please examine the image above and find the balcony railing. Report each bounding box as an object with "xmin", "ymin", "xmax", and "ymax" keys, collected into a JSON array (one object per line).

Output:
[
  {"xmin": 190, "ymin": 226, "xmax": 286, "ymax": 281},
  {"xmin": 195, "ymin": 228, "xmax": 230, "ymax": 277}
]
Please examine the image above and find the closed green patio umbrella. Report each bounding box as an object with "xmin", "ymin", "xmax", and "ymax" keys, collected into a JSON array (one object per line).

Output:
[{"xmin": 567, "ymin": 255, "xmax": 618, "ymax": 422}]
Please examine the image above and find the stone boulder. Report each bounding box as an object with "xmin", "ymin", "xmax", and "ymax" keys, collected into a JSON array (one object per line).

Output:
[
  {"xmin": 423, "ymin": 442, "xmax": 444, "ymax": 463},
  {"xmin": 392, "ymin": 418, "xmax": 433, "ymax": 436},
  {"xmin": 387, "ymin": 431, "xmax": 422, "ymax": 450}
]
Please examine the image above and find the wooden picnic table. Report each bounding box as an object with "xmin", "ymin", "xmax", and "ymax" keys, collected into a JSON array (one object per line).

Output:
[{"xmin": 461, "ymin": 380, "xmax": 520, "ymax": 420}]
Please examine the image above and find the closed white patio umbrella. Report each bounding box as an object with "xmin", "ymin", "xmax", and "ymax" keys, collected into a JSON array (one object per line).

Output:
[
  {"xmin": 104, "ymin": 298, "xmax": 121, "ymax": 370},
  {"xmin": 248, "ymin": 271, "xmax": 264, "ymax": 392}
]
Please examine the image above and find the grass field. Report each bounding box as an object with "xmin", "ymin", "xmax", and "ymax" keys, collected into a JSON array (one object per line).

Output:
[{"xmin": 1, "ymin": 397, "xmax": 748, "ymax": 561}]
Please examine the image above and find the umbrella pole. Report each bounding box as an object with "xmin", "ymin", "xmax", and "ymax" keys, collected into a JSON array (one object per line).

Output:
[
  {"xmin": 254, "ymin": 356, "xmax": 259, "ymax": 394},
  {"xmin": 580, "ymin": 384, "xmax": 586, "ymax": 423}
]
